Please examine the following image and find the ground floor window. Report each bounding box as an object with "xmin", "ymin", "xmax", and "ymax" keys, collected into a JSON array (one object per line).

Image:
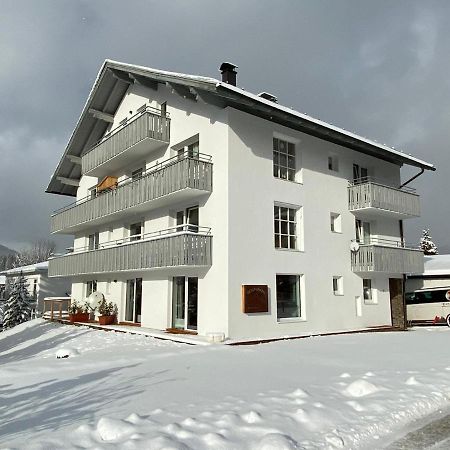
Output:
[
  {"xmin": 172, "ymin": 276, "xmax": 198, "ymax": 330},
  {"xmin": 276, "ymin": 274, "xmax": 302, "ymax": 320},
  {"xmin": 363, "ymin": 279, "xmax": 373, "ymax": 303},
  {"xmin": 86, "ymin": 280, "xmax": 97, "ymax": 298},
  {"xmin": 125, "ymin": 278, "xmax": 142, "ymax": 323}
]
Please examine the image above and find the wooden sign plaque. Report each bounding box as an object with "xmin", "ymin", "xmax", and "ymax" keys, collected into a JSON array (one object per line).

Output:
[{"xmin": 242, "ymin": 285, "xmax": 269, "ymax": 313}]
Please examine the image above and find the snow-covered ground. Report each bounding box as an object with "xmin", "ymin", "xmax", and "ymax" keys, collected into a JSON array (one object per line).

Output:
[{"xmin": 0, "ymin": 320, "xmax": 449, "ymax": 449}]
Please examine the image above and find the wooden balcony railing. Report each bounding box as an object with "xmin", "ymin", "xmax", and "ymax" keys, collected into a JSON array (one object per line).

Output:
[
  {"xmin": 351, "ymin": 240, "xmax": 423, "ymax": 274},
  {"xmin": 82, "ymin": 106, "xmax": 170, "ymax": 175},
  {"xmin": 51, "ymin": 154, "xmax": 212, "ymax": 233},
  {"xmin": 348, "ymin": 179, "xmax": 420, "ymax": 218},
  {"xmin": 48, "ymin": 226, "xmax": 212, "ymax": 277}
]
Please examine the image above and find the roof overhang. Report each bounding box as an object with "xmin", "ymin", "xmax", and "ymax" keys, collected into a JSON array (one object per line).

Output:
[{"xmin": 47, "ymin": 60, "xmax": 435, "ymax": 197}]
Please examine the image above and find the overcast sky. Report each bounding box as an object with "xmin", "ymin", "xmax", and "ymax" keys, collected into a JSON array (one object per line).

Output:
[{"xmin": 1, "ymin": 0, "xmax": 449, "ymax": 252}]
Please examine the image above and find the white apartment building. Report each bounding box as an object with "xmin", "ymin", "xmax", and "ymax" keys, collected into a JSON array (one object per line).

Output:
[
  {"xmin": 1, "ymin": 261, "xmax": 71, "ymax": 313},
  {"xmin": 46, "ymin": 60, "xmax": 434, "ymax": 340}
]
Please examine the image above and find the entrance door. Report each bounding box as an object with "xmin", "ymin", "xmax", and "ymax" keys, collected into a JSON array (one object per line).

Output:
[
  {"xmin": 389, "ymin": 278, "xmax": 405, "ymax": 329},
  {"xmin": 187, "ymin": 277, "xmax": 198, "ymax": 330},
  {"xmin": 125, "ymin": 278, "xmax": 142, "ymax": 323},
  {"xmin": 172, "ymin": 276, "xmax": 185, "ymax": 328},
  {"xmin": 172, "ymin": 277, "xmax": 198, "ymax": 330}
]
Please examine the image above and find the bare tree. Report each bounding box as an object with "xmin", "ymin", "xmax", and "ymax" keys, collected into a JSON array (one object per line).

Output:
[{"xmin": 14, "ymin": 240, "xmax": 56, "ymax": 267}]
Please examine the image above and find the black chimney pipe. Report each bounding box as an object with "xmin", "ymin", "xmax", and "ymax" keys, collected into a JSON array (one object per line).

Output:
[{"xmin": 219, "ymin": 62, "xmax": 238, "ymax": 86}]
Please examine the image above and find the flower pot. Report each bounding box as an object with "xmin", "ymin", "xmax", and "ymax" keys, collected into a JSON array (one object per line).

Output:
[
  {"xmin": 98, "ymin": 315, "xmax": 116, "ymax": 326},
  {"xmin": 69, "ymin": 313, "xmax": 90, "ymax": 323}
]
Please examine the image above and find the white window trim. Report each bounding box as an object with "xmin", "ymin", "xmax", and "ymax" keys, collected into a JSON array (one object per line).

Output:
[
  {"xmin": 274, "ymin": 203, "xmax": 304, "ymax": 252},
  {"xmin": 363, "ymin": 279, "xmax": 377, "ymax": 304},
  {"xmin": 276, "ymin": 273, "xmax": 306, "ymax": 323},
  {"xmin": 328, "ymin": 154, "xmax": 339, "ymax": 172},
  {"xmin": 330, "ymin": 212, "xmax": 342, "ymax": 234},
  {"xmin": 273, "ymin": 133, "xmax": 303, "ymax": 184},
  {"xmin": 332, "ymin": 276, "xmax": 344, "ymax": 296}
]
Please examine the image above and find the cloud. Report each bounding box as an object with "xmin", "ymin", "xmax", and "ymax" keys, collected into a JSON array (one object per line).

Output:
[{"xmin": 0, "ymin": 0, "xmax": 449, "ymax": 251}]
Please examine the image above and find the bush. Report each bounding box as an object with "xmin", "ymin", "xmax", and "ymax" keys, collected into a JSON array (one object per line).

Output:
[
  {"xmin": 98, "ymin": 298, "xmax": 118, "ymax": 316},
  {"xmin": 69, "ymin": 300, "xmax": 90, "ymax": 314}
]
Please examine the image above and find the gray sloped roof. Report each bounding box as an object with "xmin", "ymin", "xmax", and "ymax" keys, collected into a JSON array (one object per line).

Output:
[{"xmin": 47, "ymin": 60, "xmax": 435, "ymax": 197}]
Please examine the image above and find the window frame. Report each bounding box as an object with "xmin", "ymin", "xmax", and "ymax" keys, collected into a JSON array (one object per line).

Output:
[
  {"xmin": 88, "ymin": 232, "xmax": 99, "ymax": 251},
  {"xmin": 333, "ymin": 276, "xmax": 344, "ymax": 296},
  {"xmin": 86, "ymin": 280, "xmax": 98, "ymax": 298},
  {"xmin": 363, "ymin": 279, "xmax": 376, "ymax": 304},
  {"xmin": 328, "ymin": 155, "xmax": 339, "ymax": 172},
  {"xmin": 273, "ymin": 137, "xmax": 298, "ymax": 182},
  {"xmin": 276, "ymin": 274, "xmax": 304, "ymax": 322},
  {"xmin": 330, "ymin": 213, "xmax": 342, "ymax": 233},
  {"xmin": 274, "ymin": 204, "xmax": 299, "ymax": 250}
]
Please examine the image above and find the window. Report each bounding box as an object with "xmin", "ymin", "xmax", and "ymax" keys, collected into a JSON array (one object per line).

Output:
[
  {"xmin": 353, "ymin": 163, "xmax": 368, "ymax": 182},
  {"xmin": 330, "ymin": 213, "xmax": 341, "ymax": 233},
  {"xmin": 333, "ymin": 276, "xmax": 344, "ymax": 295},
  {"xmin": 88, "ymin": 186, "xmax": 97, "ymax": 200},
  {"xmin": 177, "ymin": 141, "xmax": 199, "ymax": 160},
  {"xmin": 328, "ymin": 155, "xmax": 339, "ymax": 172},
  {"xmin": 276, "ymin": 274, "xmax": 302, "ymax": 320},
  {"xmin": 32, "ymin": 279, "xmax": 38, "ymax": 300},
  {"xmin": 274, "ymin": 205, "xmax": 297, "ymax": 249},
  {"xmin": 130, "ymin": 222, "xmax": 143, "ymax": 241},
  {"xmin": 273, "ymin": 137, "xmax": 296, "ymax": 181},
  {"xmin": 363, "ymin": 279, "xmax": 373, "ymax": 303},
  {"xmin": 131, "ymin": 167, "xmax": 144, "ymax": 180},
  {"xmin": 88, "ymin": 232, "xmax": 99, "ymax": 250},
  {"xmin": 86, "ymin": 280, "xmax": 97, "ymax": 297},
  {"xmin": 356, "ymin": 219, "xmax": 371, "ymax": 244},
  {"xmin": 160, "ymin": 101, "xmax": 167, "ymax": 117},
  {"xmin": 176, "ymin": 206, "xmax": 199, "ymax": 232}
]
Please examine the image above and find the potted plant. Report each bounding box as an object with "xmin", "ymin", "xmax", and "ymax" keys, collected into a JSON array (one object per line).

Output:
[
  {"xmin": 98, "ymin": 299, "xmax": 118, "ymax": 325},
  {"xmin": 68, "ymin": 300, "xmax": 90, "ymax": 323}
]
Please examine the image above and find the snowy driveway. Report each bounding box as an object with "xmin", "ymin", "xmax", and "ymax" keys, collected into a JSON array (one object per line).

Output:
[{"xmin": 0, "ymin": 320, "xmax": 449, "ymax": 449}]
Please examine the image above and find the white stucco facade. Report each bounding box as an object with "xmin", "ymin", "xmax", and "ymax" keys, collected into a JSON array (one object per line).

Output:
[{"xmin": 47, "ymin": 61, "xmax": 432, "ymax": 340}]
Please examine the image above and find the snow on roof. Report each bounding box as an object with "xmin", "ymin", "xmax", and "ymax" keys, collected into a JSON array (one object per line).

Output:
[
  {"xmin": 1, "ymin": 261, "xmax": 49, "ymax": 276},
  {"xmin": 0, "ymin": 275, "xmax": 5, "ymax": 285},
  {"xmin": 218, "ymin": 81, "xmax": 434, "ymax": 170},
  {"xmin": 422, "ymin": 255, "xmax": 450, "ymax": 276},
  {"xmin": 111, "ymin": 60, "xmax": 434, "ymax": 170},
  {"xmin": 47, "ymin": 60, "xmax": 435, "ymax": 196}
]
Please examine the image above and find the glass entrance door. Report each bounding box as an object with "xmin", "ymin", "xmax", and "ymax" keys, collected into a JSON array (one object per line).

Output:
[
  {"xmin": 125, "ymin": 278, "xmax": 142, "ymax": 323},
  {"xmin": 187, "ymin": 277, "xmax": 198, "ymax": 330},
  {"xmin": 172, "ymin": 277, "xmax": 198, "ymax": 330},
  {"xmin": 172, "ymin": 277, "xmax": 185, "ymax": 329}
]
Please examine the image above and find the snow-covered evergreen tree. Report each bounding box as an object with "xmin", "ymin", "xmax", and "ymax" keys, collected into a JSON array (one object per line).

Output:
[
  {"xmin": 419, "ymin": 229, "xmax": 438, "ymax": 255},
  {"xmin": 2, "ymin": 273, "xmax": 32, "ymax": 330}
]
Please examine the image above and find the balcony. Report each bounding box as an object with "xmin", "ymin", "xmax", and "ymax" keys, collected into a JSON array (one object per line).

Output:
[
  {"xmin": 348, "ymin": 178, "xmax": 420, "ymax": 219},
  {"xmin": 82, "ymin": 106, "xmax": 170, "ymax": 178},
  {"xmin": 48, "ymin": 226, "xmax": 212, "ymax": 277},
  {"xmin": 351, "ymin": 239, "xmax": 423, "ymax": 274},
  {"xmin": 51, "ymin": 153, "xmax": 213, "ymax": 234}
]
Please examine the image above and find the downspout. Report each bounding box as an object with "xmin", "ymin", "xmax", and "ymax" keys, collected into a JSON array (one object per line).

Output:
[
  {"xmin": 399, "ymin": 168, "xmax": 424, "ymax": 189},
  {"xmin": 398, "ymin": 167, "xmax": 425, "ymax": 330}
]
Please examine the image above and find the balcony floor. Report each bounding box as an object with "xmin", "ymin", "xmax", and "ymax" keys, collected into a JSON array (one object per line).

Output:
[{"xmin": 349, "ymin": 206, "xmax": 420, "ymax": 220}]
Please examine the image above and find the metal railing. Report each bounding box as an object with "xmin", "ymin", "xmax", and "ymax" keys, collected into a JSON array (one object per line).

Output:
[
  {"xmin": 48, "ymin": 226, "xmax": 212, "ymax": 277},
  {"xmin": 348, "ymin": 178, "xmax": 420, "ymax": 217},
  {"xmin": 82, "ymin": 106, "xmax": 171, "ymax": 174},
  {"xmin": 51, "ymin": 152, "xmax": 213, "ymax": 233},
  {"xmin": 351, "ymin": 241, "xmax": 423, "ymax": 274}
]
